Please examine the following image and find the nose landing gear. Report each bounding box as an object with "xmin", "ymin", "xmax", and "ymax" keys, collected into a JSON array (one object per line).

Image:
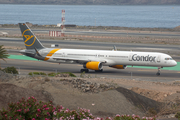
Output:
[{"xmin": 156, "ymin": 67, "xmax": 162, "ymax": 76}]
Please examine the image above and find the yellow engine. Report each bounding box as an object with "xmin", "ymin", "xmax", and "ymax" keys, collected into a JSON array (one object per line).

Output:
[
  {"xmin": 110, "ymin": 65, "xmax": 127, "ymax": 69},
  {"xmin": 84, "ymin": 61, "xmax": 103, "ymax": 70}
]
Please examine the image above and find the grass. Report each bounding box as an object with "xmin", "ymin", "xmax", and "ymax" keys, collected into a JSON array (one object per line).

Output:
[
  {"xmin": 28, "ymin": 72, "xmax": 76, "ymax": 77},
  {"xmin": 28, "ymin": 72, "xmax": 47, "ymax": 76}
]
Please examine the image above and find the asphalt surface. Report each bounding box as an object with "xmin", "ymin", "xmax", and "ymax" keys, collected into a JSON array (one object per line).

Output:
[
  {"xmin": 1, "ymin": 37, "xmax": 180, "ymax": 51},
  {"xmin": 2, "ymin": 58, "xmax": 180, "ymax": 83},
  {"xmin": 1, "ymin": 28, "xmax": 180, "ymax": 37},
  {"xmin": 1, "ymin": 35, "xmax": 180, "ymax": 82}
]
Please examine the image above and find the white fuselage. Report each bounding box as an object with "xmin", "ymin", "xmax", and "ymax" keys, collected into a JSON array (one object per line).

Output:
[{"xmin": 18, "ymin": 23, "xmax": 177, "ymax": 75}]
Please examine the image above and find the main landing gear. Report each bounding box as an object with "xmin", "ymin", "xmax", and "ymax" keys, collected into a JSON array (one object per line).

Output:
[
  {"xmin": 156, "ymin": 67, "xmax": 161, "ymax": 76},
  {"xmin": 95, "ymin": 69, "xmax": 103, "ymax": 72},
  {"xmin": 80, "ymin": 69, "xmax": 103, "ymax": 73}
]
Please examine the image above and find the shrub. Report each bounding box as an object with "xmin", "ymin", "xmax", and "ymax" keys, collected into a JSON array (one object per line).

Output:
[
  {"xmin": 48, "ymin": 72, "xmax": 76, "ymax": 77},
  {"xmin": 48, "ymin": 72, "xmax": 57, "ymax": 77},
  {"xmin": 0, "ymin": 97, "xmax": 54, "ymax": 119},
  {"xmin": 62, "ymin": 72, "xmax": 76, "ymax": 77},
  {"xmin": 29, "ymin": 72, "xmax": 46, "ymax": 76},
  {"xmin": 175, "ymin": 112, "xmax": 180, "ymax": 119},
  {"xmin": 80, "ymin": 71, "xmax": 86, "ymax": 78},
  {"xmin": 28, "ymin": 72, "xmax": 76, "ymax": 77},
  {"xmin": 0, "ymin": 97, "xmax": 94, "ymax": 120},
  {"xmin": 39, "ymin": 72, "xmax": 47, "ymax": 75},
  {"xmin": 0, "ymin": 97, "xmax": 156, "ymax": 120},
  {"xmin": 2, "ymin": 66, "xmax": 18, "ymax": 74}
]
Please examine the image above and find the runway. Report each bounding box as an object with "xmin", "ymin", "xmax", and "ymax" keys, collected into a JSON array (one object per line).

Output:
[{"xmin": 1, "ymin": 36, "xmax": 180, "ymax": 82}]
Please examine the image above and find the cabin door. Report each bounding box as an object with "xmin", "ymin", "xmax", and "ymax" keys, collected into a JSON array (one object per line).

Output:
[
  {"xmin": 129, "ymin": 53, "xmax": 133, "ymax": 61},
  {"xmin": 62, "ymin": 52, "xmax": 65, "ymax": 57},
  {"xmin": 157, "ymin": 55, "xmax": 161, "ymax": 62}
]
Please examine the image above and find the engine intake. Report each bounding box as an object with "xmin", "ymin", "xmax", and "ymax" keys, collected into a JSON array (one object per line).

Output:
[
  {"xmin": 110, "ymin": 65, "xmax": 127, "ymax": 69},
  {"xmin": 84, "ymin": 61, "xmax": 103, "ymax": 70}
]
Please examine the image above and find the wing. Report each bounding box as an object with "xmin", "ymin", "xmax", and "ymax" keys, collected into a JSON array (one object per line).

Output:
[{"xmin": 52, "ymin": 57, "xmax": 107, "ymax": 64}]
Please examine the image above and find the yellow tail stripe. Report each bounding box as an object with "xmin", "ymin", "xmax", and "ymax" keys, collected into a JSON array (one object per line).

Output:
[{"xmin": 44, "ymin": 49, "xmax": 60, "ymax": 61}]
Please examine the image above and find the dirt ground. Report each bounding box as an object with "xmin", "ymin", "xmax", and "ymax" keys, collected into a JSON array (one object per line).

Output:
[{"xmin": 0, "ymin": 73, "xmax": 180, "ymax": 119}]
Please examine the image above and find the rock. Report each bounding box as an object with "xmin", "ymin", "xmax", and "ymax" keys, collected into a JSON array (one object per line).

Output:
[
  {"xmin": 55, "ymin": 73, "xmax": 70, "ymax": 77},
  {"xmin": 86, "ymin": 84, "xmax": 90, "ymax": 87},
  {"xmin": 55, "ymin": 78, "xmax": 116, "ymax": 93},
  {"xmin": 93, "ymin": 89, "xmax": 99, "ymax": 93},
  {"xmin": 168, "ymin": 114, "xmax": 175, "ymax": 118},
  {"xmin": 73, "ymin": 85, "xmax": 77, "ymax": 88},
  {"xmin": 85, "ymin": 87, "xmax": 90, "ymax": 91},
  {"xmin": 87, "ymin": 82, "xmax": 91, "ymax": 84}
]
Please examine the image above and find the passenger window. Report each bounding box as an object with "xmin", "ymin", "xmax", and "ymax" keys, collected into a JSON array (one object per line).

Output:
[{"xmin": 165, "ymin": 58, "xmax": 173, "ymax": 60}]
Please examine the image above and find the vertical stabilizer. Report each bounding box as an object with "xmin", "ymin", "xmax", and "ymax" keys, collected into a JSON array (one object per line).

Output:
[{"xmin": 19, "ymin": 23, "xmax": 45, "ymax": 49}]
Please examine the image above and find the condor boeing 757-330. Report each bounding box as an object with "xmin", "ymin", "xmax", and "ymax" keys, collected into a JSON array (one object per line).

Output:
[{"xmin": 19, "ymin": 23, "xmax": 177, "ymax": 75}]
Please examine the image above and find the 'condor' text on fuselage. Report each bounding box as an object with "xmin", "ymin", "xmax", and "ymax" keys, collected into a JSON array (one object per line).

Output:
[{"xmin": 132, "ymin": 54, "xmax": 156, "ymax": 62}]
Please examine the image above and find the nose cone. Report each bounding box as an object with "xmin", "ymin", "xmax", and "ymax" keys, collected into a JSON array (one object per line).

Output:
[{"xmin": 172, "ymin": 60, "xmax": 177, "ymax": 66}]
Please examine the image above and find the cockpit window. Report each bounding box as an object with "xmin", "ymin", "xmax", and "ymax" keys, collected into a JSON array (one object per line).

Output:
[{"xmin": 165, "ymin": 58, "xmax": 173, "ymax": 60}]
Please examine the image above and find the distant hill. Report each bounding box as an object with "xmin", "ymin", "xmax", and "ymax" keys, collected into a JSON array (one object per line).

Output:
[{"xmin": 0, "ymin": 0, "xmax": 180, "ymax": 5}]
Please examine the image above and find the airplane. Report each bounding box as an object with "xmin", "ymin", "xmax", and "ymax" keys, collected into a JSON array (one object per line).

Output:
[{"xmin": 18, "ymin": 23, "xmax": 177, "ymax": 76}]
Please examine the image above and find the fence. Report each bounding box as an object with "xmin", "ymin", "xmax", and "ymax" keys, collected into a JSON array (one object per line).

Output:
[{"xmin": 49, "ymin": 31, "xmax": 61, "ymax": 37}]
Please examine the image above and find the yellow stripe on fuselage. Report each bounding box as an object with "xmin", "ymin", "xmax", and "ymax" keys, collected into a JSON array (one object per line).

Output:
[{"xmin": 44, "ymin": 49, "xmax": 60, "ymax": 61}]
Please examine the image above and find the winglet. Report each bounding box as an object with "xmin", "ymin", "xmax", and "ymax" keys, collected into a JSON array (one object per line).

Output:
[{"xmin": 112, "ymin": 45, "xmax": 117, "ymax": 51}]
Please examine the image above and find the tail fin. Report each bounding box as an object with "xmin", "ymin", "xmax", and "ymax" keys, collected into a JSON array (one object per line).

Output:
[{"xmin": 19, "ymin": 23, "xmax": 45, "ymax": 49}]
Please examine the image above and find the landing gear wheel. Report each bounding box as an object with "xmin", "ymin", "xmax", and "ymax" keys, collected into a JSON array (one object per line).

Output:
[
  {"xmin": 95, "ymin": 69, "xmax": 103, "ymax": 72},
  {"xmin": 156, "ymin": 73, "xmax": 160, "ymax": 76},
  {"xmin": 80, "ymin": 69, "xmax": 89, "ymax": 73},
  {"xmin": 85, "ymin": 69, "xmax": 89, "ymax": 73}
]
